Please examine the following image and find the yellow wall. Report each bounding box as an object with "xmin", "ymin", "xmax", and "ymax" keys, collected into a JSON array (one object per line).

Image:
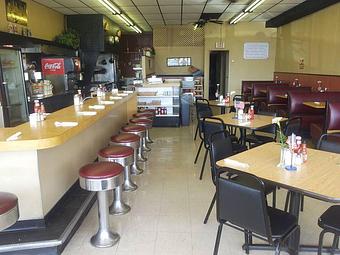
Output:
[
  {"xmin": 275, "ymin": 3, "xmax": 340, "ymax": 75},
  {"xmin": 154, "ymin": 46, "xmax": 204, "ymax": 75},
  {"xmin": 204, "ymin": 22, "xmax": 277, "ymax": 96},
  {"xmin": 0, "ymin": 0, "xmax": 64, "ymax": 41}
]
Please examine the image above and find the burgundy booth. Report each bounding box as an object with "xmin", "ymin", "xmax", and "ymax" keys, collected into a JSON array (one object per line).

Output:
[
  {"xmin": 267, "ymin": 86, "xmax": 312, "ymax": 115},
  {"xmin": 241, "ymin": 80, "xmax": 274, "ymax": 101},
  {"xmin": 251, "ymin": 83, "xmax": 289, "ymax": 111},
  {"xmin": 288, "ymin": 91, "xmax": 340, "ymax": 137},
  {"xmin": 311, "ymin": 101, "xmax": 340, "ymax": 145}
]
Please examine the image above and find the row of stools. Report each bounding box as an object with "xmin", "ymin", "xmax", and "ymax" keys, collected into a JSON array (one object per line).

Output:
[{"xmin": 78, "ymin": 109, "xmax": 155, "ymax": 248}]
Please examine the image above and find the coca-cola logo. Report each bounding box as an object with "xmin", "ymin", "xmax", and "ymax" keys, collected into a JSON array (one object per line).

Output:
[
  {"xmin": 44, "ymin": 63, "xmax": 62, "ymax": 70},
  {"xmin": 42, "ymin": 58, "xmax": 65, "ymax": 75}
]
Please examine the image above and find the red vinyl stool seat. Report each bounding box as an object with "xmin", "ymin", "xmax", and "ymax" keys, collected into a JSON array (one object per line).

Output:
[
  {"xmin": 129, "ymin": 118, "xmax": 154, "ymax": 144},
  {"xmin": 110, "ymin": 133, "xmax": 143, "ymax": 175},
  {"xmin": 121, "ymin": 125, "xmax": 149, "ymax": 161},
  {"xmin": 98, "ymin": 145, "xmax": 134, "ymax": 159},
  {"xmin": 138, "ymin": 109, "xmax": 156, "ymax": 115},
  {"xmin": 79, "ymin": 162, "xmax": 123, "ymax": 248},
  {"xmin": 133, "ymin": 112, "xmax": 154, "ymax": 119},
  {"xmin": 0, "ymin": 192, "xmax": 19, "ymax": 231}
]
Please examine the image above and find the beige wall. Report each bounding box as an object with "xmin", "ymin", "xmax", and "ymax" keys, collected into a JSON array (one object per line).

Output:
[
  {"xmin": 204, "ymin": 22, "xmax": 277, "ymax": 96},
  {"xmin": 0, "ymin": 0, "xmax": 64, "ymax": 41},
  {"xmin": 154, "ymin": 46, "xmax": 204, "ymax": 75},
  {"xmin": 275, "ymin": 3, "xmax": 340, "ymax": 75}
]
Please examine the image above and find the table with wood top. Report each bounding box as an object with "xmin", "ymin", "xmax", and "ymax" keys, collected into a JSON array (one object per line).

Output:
[
  {"xmin": 217, "ymin": 142, "xmax": 340, "ymax": 254},
  {"xmin": 208, "ymin": 100, "xmax": 234, "ymax": 114},
  {"xmin": 276, "ymin": 94, "xmax": 288, "ymax": 99},
  {"xmin": 259, "ymin": 89, "xmax": 267, "ymax": 94},
  {"xmin": 210, "ymin": 113, "xmax": 278, "ymax": 145},
  {"xmin": 303, "ymin": 101, "xmax": 326, "ymax": 109}
]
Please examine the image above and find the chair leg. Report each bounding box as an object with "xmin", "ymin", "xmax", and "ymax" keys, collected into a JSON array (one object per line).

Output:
[
  {"xmin": 275, "ymin": 242, "xmax": 281, "ymax": 255},
  {"xmin": 318, "ymin": 230, "xmax": 327, "ymax": 255},
  {"xmin": 300, "ymin": 195, "xmax": 304, "ymax": 212},
  {"xmin": 199, "ymin": 149, "xmax": 208, "ymax": 180},
  {"xmin": 244, "ymin": 230, "xmax": 250, "ymax": 254},
  {"xmin": 213, "ymin": 223, "xmax": 223, "ymax": 255},
  {"xmin": 331, "ymin": 234, "xmax": 339, "ymax": 255},
  {"xmin": 272, "ymin": 188, "xmax": 276, "ymax": 208},
  {"xmin": 203, "ymin": 193, "xmax": 216, "ymax": 224},
  {"xmin": 284, "ymin": 191, "xmax": 291, "ymax": 212},
  {"xmin": 194, "ymin": 140, "xmax": 203, "ymax": 164},
  {"xmin": 194, "ymin": 123, "xmax": 199, "ymax": 140}
]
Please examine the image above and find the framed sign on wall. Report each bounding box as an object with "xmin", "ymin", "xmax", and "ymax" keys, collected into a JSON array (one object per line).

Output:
[
  {"xmin": 244, "ymin": 42, "xmax": 269, "ymax": 60},
  {"xmin": 6, "ymin": 0, "xmax": 28, "ymax": 26}
]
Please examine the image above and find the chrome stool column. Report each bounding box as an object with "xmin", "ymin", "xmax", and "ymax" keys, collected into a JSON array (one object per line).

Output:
[
  {"xmin": 121, "ymin": 125, "xmax": 148, "ymax": 162},
  {"xmin": 0, "ymin": 192, "xmax": 19, "ymax": 231},
  {"xmin": 129, "ymin": 118, "xmax": 154, "ymax": 144},
  {"xmin": 110, "ymin": 133, "xmax": 143, "ymax": 175},
  {"xmin": 79, "ymin": 162, "xmax": 123, "ymax": 248}
]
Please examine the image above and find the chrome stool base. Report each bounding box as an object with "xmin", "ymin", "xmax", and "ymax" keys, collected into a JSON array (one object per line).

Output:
[
  {"xmin": 110, "ymin": 186, "xmax": 131, "ymax": 215},
  {"xmin": 146, "ymin": 129, "xmax": 153, "ymax": 143},
  {"xmin": 123, "ymin": 166, "xmax": 138, "ymax": 192},
  {"xmin": 143, "ymin": 137, "xmax": 151, "ymax": 151},
  {"xmin": 91, "ymin": 190, "xmax": 120, "ymax": 248},
  {"xmin": 91, "ymin": 230, "xmax": 120, "ymax": 248},
  {"xmin": 131, "ymin": 163, "xmax": 143, "ymax": 175}
]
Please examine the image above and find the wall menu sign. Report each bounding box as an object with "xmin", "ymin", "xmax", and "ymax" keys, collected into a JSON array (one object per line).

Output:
[
  {"xmin": 6, "ymin": 0, "xmax": 28, "ymax": 26},
  {"xmin": 244, "ymin": 42, "xmax": 269, "ymax": 60}
]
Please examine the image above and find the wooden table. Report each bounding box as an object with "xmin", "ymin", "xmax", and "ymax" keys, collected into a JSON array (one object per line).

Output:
[
  {"xmin": 303, "ymin": 101, "xmax": 326, "ymax": 109},
  {"xmin": 217, "ymin": 142, "xmax": 340, "ymax": 254},
  {"xmin": 210, "ymin": 113, "xmax": 279, "ymax": 145},
  {"xmin": 209, "ymin": 100, "xmax": 233, "ymax": 114},
  {"xmin": 259, "ymin": 89, "xmax": 267, "ymax": 94}
]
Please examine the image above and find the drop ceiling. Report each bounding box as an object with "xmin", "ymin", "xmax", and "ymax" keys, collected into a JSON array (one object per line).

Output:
[{"xmin": 32, "ymin": 0, "xmax": 307, "ymax": 32}]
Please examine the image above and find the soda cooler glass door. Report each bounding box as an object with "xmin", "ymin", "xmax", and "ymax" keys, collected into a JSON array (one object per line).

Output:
[{"xmin": 0, "ymin": 49, "xmax": 28, "ymax": 127}]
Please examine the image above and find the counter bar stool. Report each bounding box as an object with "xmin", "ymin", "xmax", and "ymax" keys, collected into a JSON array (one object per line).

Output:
[
  {"xmin": 130, "ymin": 118, "xmax": 154, "ymax": 144},
  {"xmin": 0, "ymin": 192, "xmax": 19, "ymax": 231},
  {"xmin": 138, "ymin": 108, "xmax": 156, "ymax": 116},
  {"xmin": 121, "ymin": 125, "xmax": 148, "ymax": 162},
  {"xmin": 133, "ymin": 112, "xmax": 154, "ymax": 120},
  {"xmin": 110, "ymin": 133, "xmax": 143, "ymax": 175},
  {"xmin": 79, "ymin": 162, "xmax": 123, "ymax": 248}
]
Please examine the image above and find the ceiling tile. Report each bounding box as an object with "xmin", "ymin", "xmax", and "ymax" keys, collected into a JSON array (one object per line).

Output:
[
  {"xmin": 158, "ymin": 0, "xmax": 181, "ymax": 4},
  {"xmin": 33, "ymin": 0, "xmax": 63, "ymax": 8},
  {"xmin": 134, "ymin": 0, "xmax": 157, "ymax": 5},
  {"xmin": 183, "ymin": 0, "xmax": 206, "ymax": 4},
  {"xmin": 112, "ymin": 0, "xmax": 134, "ymax": 7},
  {"xmin": 71, "ymin": 7, "xmax": 98, "ymax": 14},
  {"xmin": 204, "ymin": 4, "xmax": 228, "ymax": 13},
  {"xmin": 183, "ymin": 5, "xmax": 204, "ymax": 13},
  {"xmin": 54, "ymin": 0, "xmax": 87, "ymax": 7},
  {"xmin": 163, "ymin": 13, "xmax": 181, "ymax": 19},
  {"xmin": 160, "ymin": 5, "xmax": 181, "ymax": 13},
  {"xmin": 138, "ymin": 5, "xmax": 160, "ymax": 14},
  {"xmin": 52, "ymin": 7, "xmax": 78, "ymax": 14}
]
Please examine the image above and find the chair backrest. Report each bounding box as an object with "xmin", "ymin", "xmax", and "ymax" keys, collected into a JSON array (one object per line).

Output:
[
  {"xmin": 202, "ymin": 117, "xmax": 225, "ymax": 148},
  {"xmin": 216, "ymin": 169, "xmax": 272, "ymax": 241},
  {"xmin": 209, "ymin": 130, "xmax": 234, "ymax": 184},
  {"xmin": 284, "ymin": 117, "xmax": 302, "ymax": 137},
  {"xmin": 317, "ymin": 133, "xmax": 340, "ymax": 154},
  {"xmin": 325, "ymin": 101, "xmax": 340, "ymax": 131},
  {"xmin": 256, "ymin": 111, "xmax": 277, "ymax": 135},
  {"xmin": 195, "ymin": 98, "xmax": 210, "ymax": 117}
]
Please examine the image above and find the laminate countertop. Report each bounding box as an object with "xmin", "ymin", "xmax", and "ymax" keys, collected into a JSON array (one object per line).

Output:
[{"xmin": 0, "ymin": 93, "xmax": 136, "ymax": 151}]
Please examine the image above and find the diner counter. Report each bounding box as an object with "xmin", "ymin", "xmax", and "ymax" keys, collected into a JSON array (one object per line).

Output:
[
  {"xmin": 0, "ymin": 93, "xmax": 136, "ymax": 151},
  {"xmin": 0, "ymin": 93, "xmax": 137, "ymax": 221}
]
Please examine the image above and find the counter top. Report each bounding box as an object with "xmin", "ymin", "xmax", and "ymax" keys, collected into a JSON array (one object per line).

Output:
[
  {"xmin": 139, "ymin": 82, "xmax": 181, "ymax": 88},
  {"xmin": 0, "ymin": 93, "xmax": 136, "ymax": 151}
]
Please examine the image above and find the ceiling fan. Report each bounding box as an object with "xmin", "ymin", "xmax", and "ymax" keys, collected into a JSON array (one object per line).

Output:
[{"xmin": 193, "ymin": 13, "xmax": 223, "ymax": 30}]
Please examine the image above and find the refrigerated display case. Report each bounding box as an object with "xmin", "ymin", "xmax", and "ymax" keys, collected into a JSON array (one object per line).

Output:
[{"xmin": 0, "ymin": 48, "xmax": 28, "ymax": 127}]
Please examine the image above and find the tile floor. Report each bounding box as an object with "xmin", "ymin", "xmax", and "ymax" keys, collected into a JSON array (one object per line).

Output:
[{"xmin": 62, "ymin": 126, "xmax": 334, "ymax": 255}]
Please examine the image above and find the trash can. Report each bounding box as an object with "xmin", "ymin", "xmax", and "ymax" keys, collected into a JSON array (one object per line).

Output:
[{"xmin": 181, "ymin": 93, "xmax": 193, "ymax": 126}]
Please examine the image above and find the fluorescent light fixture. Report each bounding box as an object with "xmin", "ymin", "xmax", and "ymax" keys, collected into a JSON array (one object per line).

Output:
[
  {"xmin": 120, "ymin": 14, "xmax": 134, "ymax": 26},
  {"xmin": 131, "ymin": 25, "xmax": 142, "ymax": 33},
  {"xmin": 98, "ymin": 0, "xmax": 120, "ymax": 14},
  {"xmin": 230, "ymin": 12, "xmax": 248, "ymax": 24},
  {"xmin": 117, "ymin": 14, "xmax": 130, "ymax": 26},
  {"xmin": 245, "ymin": 0, "xmax": 266, "ymax": 12}
]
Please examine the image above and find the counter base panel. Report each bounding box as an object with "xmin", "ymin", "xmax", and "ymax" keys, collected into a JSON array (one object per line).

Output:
[{"xmin": 153, "ymin": 116, "xmax": 180, "ymax": 127}]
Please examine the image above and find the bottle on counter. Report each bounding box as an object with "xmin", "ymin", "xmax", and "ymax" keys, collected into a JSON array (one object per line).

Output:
[
  {"xmin": 225, "ymin": 93, "xmax": 230, "ymax": 103},
  {"xmin": 248, "ymin": 105, "xmax": 255, "ymax": 120},
  {"xmin": 34, "ymin": 100, "xmax": 40, "ymax": 114},
  {"xmin": 275, "ymin": 76, "xmax": 279, "ymax": 84},
  {"xmin": 40, "ymin": 102, "xmax": 46, "ymax": 120},
  {"xmin": 302, "ymin": 140, "xmax": 307, "ymax": 162},
  {"xmin": 73, "ymin": 93, "xmax": 81, "ymax": 106},
  {"xmin": 97, "ymin": 85, "xmax": 103, "ymax": 97}
]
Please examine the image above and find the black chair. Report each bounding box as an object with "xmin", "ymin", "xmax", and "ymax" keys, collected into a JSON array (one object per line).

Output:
[
  {"xmin": 199, "ymin": 117, "xmax": 226, "ymax": 180},
  {"xmin": 316, "ymin": 133, "xmax": 340, "ymax": 254},
  {"xmin": 203, "ymin": 130, "xmax": 274, "ymax": 224},
  {"xmin": 283, "ymin": 117, "xmax": 302, "ymax": 137},
  {"xmin": 245, "ymin": 111, "xmax": 277, "ymax": 148},
  {"xmin": 194, "ymin": 100, "xmax": 213, "ymax": 164},
  {"xmin": 214, "ymin": 169, "xmax": 300, "ymax": 255},
  {"xmin": 194, "ymin": 98, "xmax": 211, "ymax": 141},
  {"xmin": 229, "ymin": 94, "xmax": 245, "ymax": 113}
]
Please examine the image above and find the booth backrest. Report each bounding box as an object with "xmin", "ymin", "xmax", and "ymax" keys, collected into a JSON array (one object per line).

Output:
[
  {"xmin": 241, "ymin": 80, "xmax": 273, "ymax": 94},
  {"xmin": 267, "ymin": 86, "xmax": 312, "ymax": 104},
  {"xmin": 252, "ymin": 83, "xmax": 289, "ymax": 98},
  {"xmin": 326, "ymin": 101, "xmax": 340, "ymax": 131},
  {"xmin": 288, "ymin": 91, "xmax": 340, "ymax": 132}
]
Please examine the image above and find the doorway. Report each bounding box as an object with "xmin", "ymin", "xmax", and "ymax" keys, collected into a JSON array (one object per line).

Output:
[{"xmin": 209, "ymin": 51, "xmax": 229, "ymax": 100}]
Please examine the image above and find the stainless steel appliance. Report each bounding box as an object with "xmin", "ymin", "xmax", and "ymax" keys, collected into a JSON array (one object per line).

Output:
[
  {"xmin": 41, "ymin": 57, "xmax": 81, "ymax": 94},
  {"xmin": 92, "ymin": 54, "xmax": 117, "ymax": 84},
  {"xmin": 0, "ymin": 48, "xmax": 29, "ymax": 127}
]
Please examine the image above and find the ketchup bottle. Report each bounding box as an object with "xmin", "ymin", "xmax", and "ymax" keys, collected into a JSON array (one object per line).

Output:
[{"xmin": 248, "ymin": 105, "xmax": 254, "ymax": 120}]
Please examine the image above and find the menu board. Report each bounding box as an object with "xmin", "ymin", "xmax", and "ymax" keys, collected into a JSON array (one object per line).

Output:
[{"xmin": 244, "ymin": 42, "xmax": 269, "ymax": 60}]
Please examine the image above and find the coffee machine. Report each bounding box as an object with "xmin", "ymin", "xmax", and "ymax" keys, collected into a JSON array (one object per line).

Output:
[{"xmin": 41, "ymin": 57, "xmax": 81, "ymax": 94}]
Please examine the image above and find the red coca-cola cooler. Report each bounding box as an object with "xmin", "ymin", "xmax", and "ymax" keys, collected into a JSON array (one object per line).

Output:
[{"xmin": 41, "ymin": 57, "xmax": 81, "ymax": 94}]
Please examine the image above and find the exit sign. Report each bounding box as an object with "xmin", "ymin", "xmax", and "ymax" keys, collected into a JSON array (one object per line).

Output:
[{"xmin": 215, "ymin": 41, "xmax": 225, "ymax": 49}]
